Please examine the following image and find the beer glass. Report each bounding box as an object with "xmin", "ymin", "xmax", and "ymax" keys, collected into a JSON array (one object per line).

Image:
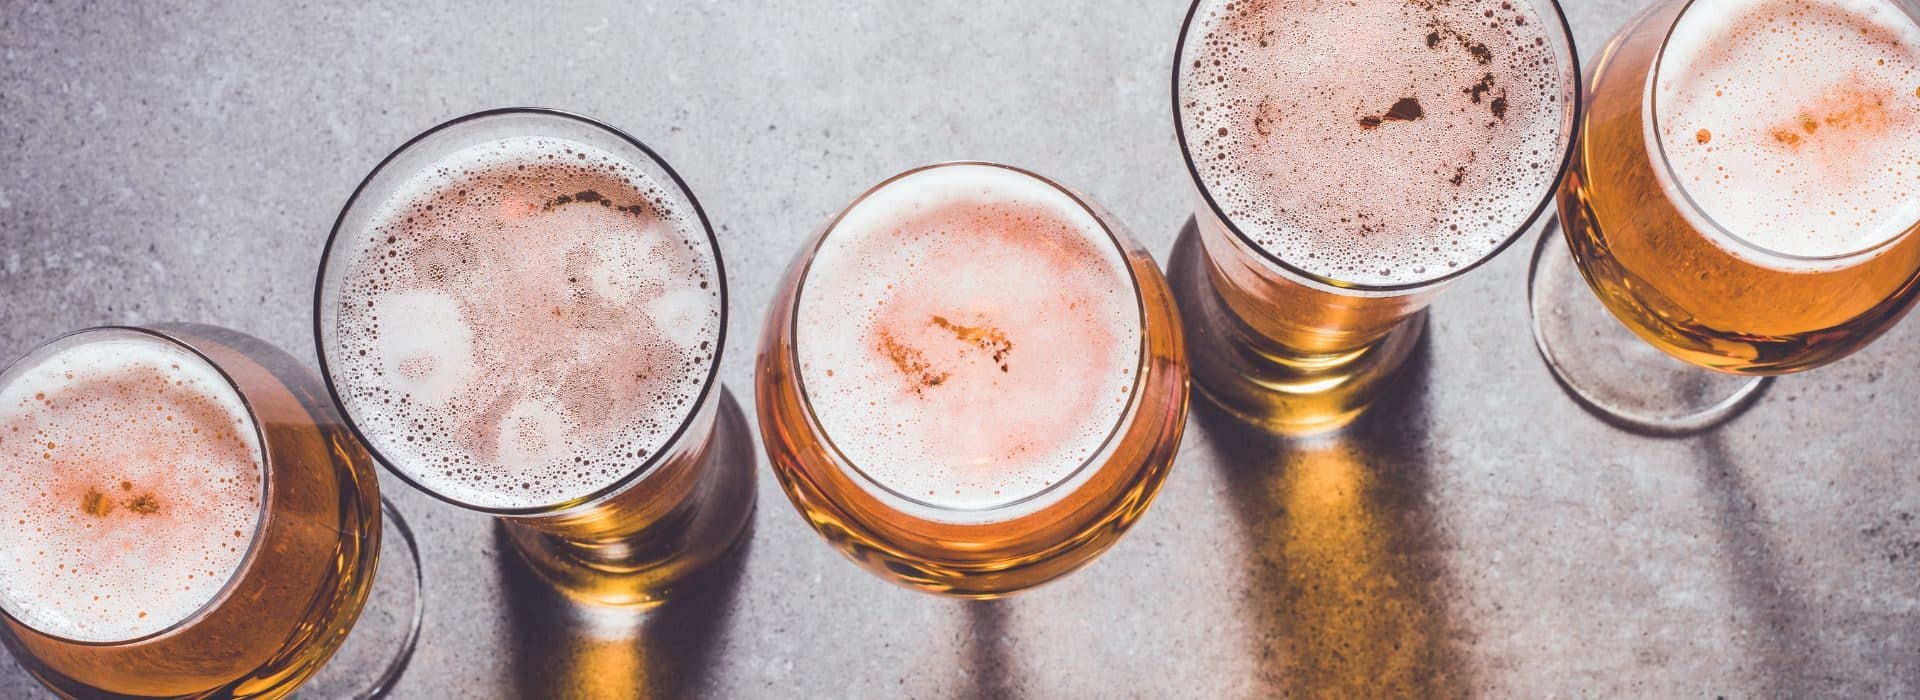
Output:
[
  {"xmin": 0, "ymin": 325, "xmax": 421, "ymax": 699},
  {"xmin": 757, "ymin": 162, "xmax": 1188, "ymax": 597},
  {"xmin": 1172, "ymin": 0, "xmax": 1582, "ymax": 434},
  {"xmin": 1528, "ymin": 0, "xmax": 1920, "ymax": 434},
  {"xmin": 315, "ymin": 108, "xmax": 754, "ymax": 608}
]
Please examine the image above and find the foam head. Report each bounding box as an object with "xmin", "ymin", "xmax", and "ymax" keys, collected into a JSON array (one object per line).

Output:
[
  {"xmin": 324, "ymin": 136, "xmax": 722, "ymax": 511},
  {"xmin": 1656, "ymin": 0, "xmax": 1920, "ymax": 260},
  {"xmin": 794, "ymin": 164, "xmax": 1143, "ymax": 513},
  {"xmin": 0, "ymin": 329, "xmax": 264, "ymax": 643},
  {"xmin": 1179, "ymin": 0, "xmax": 1573, "ymax": 287}
]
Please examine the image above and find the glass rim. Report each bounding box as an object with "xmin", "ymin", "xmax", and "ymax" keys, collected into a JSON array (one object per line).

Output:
[
  {"xmin": 783, "ymin": 160, "xmax": 1153, "ymax": 518},
  {"xmin": 310, "ymin": 106, "xmax": 729, "ymax": 518},
  {"xmin": 1646, "ymin": 0, "xmax": 1920, "ymax": 265},
  {"xmin": 0, "ymin": 325, "xmax": 272, "ymax": 647},
  {"xmin": 1171, "ymin": 0, "xmax": 1585, "ymax": 295}
]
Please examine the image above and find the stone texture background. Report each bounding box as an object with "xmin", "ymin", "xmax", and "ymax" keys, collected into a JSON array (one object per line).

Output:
[{"xmin": 2, "ymin": 1, "xmax": 1916, "ymax": 697}]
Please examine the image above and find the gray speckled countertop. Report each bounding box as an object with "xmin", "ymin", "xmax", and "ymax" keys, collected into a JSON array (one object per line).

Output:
[{"xmin": 3, "ymin": 1, "xmax": 1917, "ymax": 697}]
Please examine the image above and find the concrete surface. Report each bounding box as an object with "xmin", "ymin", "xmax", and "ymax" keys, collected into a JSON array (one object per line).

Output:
[{"xmin": 2, "ymin": 1, "xmax": 1917, "ymax": 697}]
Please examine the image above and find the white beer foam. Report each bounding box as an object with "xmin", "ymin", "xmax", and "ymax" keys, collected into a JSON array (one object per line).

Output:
[
  {"xmin": 1656, "ymin": 0, "xmax": 1920, "ymax": 260},
  {"xmin": 795, "ymin": 164, "xmax": 1142, "ymax": 512},
  {"xmin": 327, "ymin": 136, "xmax": 721, "ymax": 510},
  {"xmin": 1181, "ymin": 0, "xmax": 1571, "ymax": 286},
  {"xmin": 369, "ymin": 290, "xmax": 476, "ymax": 407},
  {"xmin": 0, "ymin": 331, "xmax": 264, "ymax": 642}
]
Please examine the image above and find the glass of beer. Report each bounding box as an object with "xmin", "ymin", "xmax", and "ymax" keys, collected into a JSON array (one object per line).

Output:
[
  {"xmin": 0, "ymin": 324, "xmax": 421, "ymax": 699},
  {"xmin": 315, "ymin": 108, "xmax": 754, "ymax": 608},
  {"xmin": 1172, "ymin": 0, "xmax": 1581, "ymax": 434},
  {"xmin": 756, "ymin": 162, "xmax": 1189, "ymax": 597},
  {"xmin": 1527, "ymin": 0, "xmax": 1920, "ymax": 434}
]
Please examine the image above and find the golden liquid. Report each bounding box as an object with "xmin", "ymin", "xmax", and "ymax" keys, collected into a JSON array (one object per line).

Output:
[
  {"xmin": 1561, "ymin": 0, "xmax": 1920, "ymax": 374},
  {"xmin": 756, "ymin": 218, "xmax": 1188, "ymax": 598},
  {"xmin": 500, "ymin": 390, "xmax": 757, "ymax": 609},
  {"xmin": 1174, "ymin": 212, "xmax": 1431, "ymax": 435},
  {"xmin": 0, "ymin": 325, "xmax": 381, "ymax": 699}
]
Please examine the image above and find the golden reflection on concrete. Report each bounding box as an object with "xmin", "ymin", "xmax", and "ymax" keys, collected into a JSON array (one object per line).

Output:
[
  {"xmin": 1257, "ymin": 437, "xmax": 1457, "ymax": 696},
  {"xmin": 535, "ymin": 602, "xmax": 670, "ymax": 699},
  {"xmin": 549, "ymin": 625, "xmax": 649, "ymax": 699},
  {"xmin": 1198, "ymin": 333, "xmax": 1467, "ymax": 697}
]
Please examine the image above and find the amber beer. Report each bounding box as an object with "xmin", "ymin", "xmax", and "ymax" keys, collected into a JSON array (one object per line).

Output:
[
  {"xmin": 1173, "ymin": 0, "xmax": 1579, "ymax": 432},
  {"xmin": 316, "ymin": 109, "xmax": 751, "ymax": 608},
  {"xmin": 756, "ymin": 162, "xmax": 1188, "ymax": 597},
  {"xmin": 1559, "ymin": 0, "xmax": 1920, "ymax": 373},
  {"xmin": 0, "ymin": 325, "xmax": 381, "ymax": 698}
]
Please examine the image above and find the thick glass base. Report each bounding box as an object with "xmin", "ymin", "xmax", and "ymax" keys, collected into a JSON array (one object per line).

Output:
[
  {"xmin": 1527, "ymin": 221, "xmax": 1770, "ymax": 436},
  {"xmin": 295, "ymin": 498, "xmax": 424, "ymax": 700},
  {"xmin": 1169, "ymin": 220, "xmax": 1425, "ymax": 436},
  {"xmin": 503, "ymin": 391, "xmax": 757, "ymax": 609}
]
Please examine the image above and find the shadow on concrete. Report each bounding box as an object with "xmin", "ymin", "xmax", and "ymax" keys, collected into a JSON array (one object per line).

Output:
[
  {"xmin": 960, "ymin": 599, "xmax": 1024, "ymax": 700},
  {"xmin": 1693, "ymin": 434, "xmax": 1821, "ymax": 697},
  {"xmin": 495, "ymin": 394, "xmax": 756, "ymax": 700}
]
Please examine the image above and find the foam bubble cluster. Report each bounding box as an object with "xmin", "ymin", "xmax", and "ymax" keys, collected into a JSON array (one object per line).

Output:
[
  {"xmin": 1180, "ymin": 0, "xmax": 1572, "ymax": 286},
  {"xmin": 794, "ymin": 164, "xmax": 1142, "ymax": 512},
  {"xmin": 327, "ymin": 137, "xmax": 721, "ymax": 510},
  {"xmin": 1656, "ymin": 0, "xmax": 1920, "ymax": 260},
  {"xmin": 0, "ymin": 330, "xmax": 264, "ymax": 642}
]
